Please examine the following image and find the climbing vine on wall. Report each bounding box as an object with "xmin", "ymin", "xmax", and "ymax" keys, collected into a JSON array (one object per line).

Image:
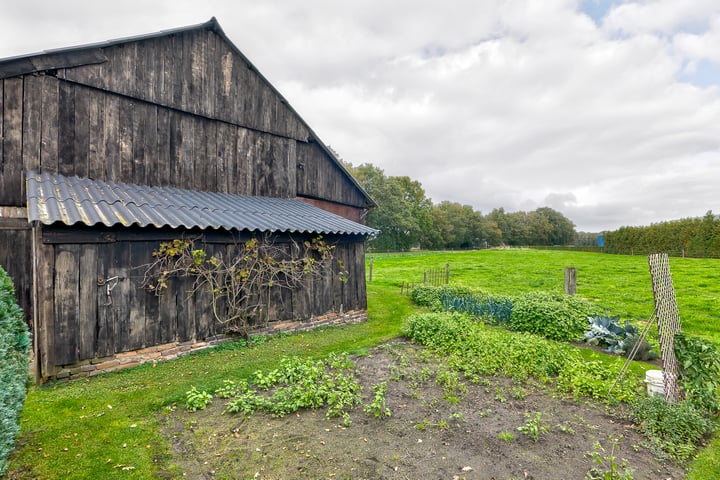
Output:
[{"xmin": 142, "ymin": 235, "xmax": 345, "ymax": 340}]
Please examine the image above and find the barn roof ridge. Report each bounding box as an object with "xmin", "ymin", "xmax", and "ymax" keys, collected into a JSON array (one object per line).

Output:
[
  {"xmin": 26, "ymin": 170, "xmax": 378, "ymax": 236},
  {"xmin": 0, "ymin": 18, "xmax": 376, "ymax": 208}
]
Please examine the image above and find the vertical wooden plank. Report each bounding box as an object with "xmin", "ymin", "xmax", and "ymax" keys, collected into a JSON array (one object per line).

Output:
[
  {"xmin": 127, "ymin": 242, "xmax": 147, "ymax": 350},
  {"xmin": 215, "ymin": 123, "xmax": 228, "ymax": 193},
  {"xmin": 22, "ymin": 76, "xmax": 43, "ymax": 196},
  {"xmin": 156, "ymin": 108, "xmax": 171, "ymax": 186},
  {"xmin": 216, "ymin": 32, "xmax": 233, "ymax": 121},
  {"xmin": 73, "ymin": 84, "xmax": 90, "ymax": 178},
  {"xmin": 179, "ymin": 114, "xmax": 194, "ymax": 190},
  {"xmin": 285, "ymin": 138, "xmax": 297, "ymax": 197},
  {"xmin": 87, "ymin": 89, "xmax": 106, "ymax": 179},
  {"xmin": 234, "ymin": 127, "xmax": 253, "ymax": 195},
  {"xmin": 204, "ymin": 30, "xmax": 216, "ymax": 118},
  {"xmin": 133, "ymin": 40, "xmax": 147, "ymax": 100},
  {"xmin": 1, "ymin": 77, "xmax": 23, "ymax": 205},
  {"xmin": 143, "ymin": 105, "xmax": 159, "ymax": 186},
  {"xmin": 34, "ymin": 227, "xmax": 56, "ymax": 380},
  {"xmin": 40, "ymin": 76, "xmax": 59, "ymax": 174},
  {"xmin": 132, "ymin": 102, "xmax": 148, "ymax": 185},
  {"xmin": 168, "ymin": 111, "xmax": 183, "ymax": 187},
  {"xmin": 193, "ymin": 119, "xmax": 207, "ymax": 191},
  {"xmin": 176, "ymin": 275, "xmax": 196, "ymax": 342},
  {"xmin": 142, "ymin": 244, "xmax": 160, "ymax": 347},
  {"xmin": 120, "ymin": 43, "xmax": 138, "ymax": 98},
  {"xmin": 57, "ymin": 81, "xmax": 76, "ymax": 176},
  {"xmin": 54, "ymin": 246, "xmax": 80, "ymax": 365},
  {"xmin": 157, "ymin": 274, "xmax": 178, "ymax": 343},
  {"xmin": 78, "ymin": 244, "xmax": 98, "ymax": 360},
  {"xmin": 111, "ymin": 243, "xmax": 132, "ymax": 353},
  {"xmin": 356, "ymin": 242, "xmax": 368, "ymax": 310},
  {"xmin": 96, "ymin": 244, "xmax": 115, "ymax": 357},
  {"xmin": 181, "ymin": 32, "xmax": 194, "ymax": 113},
  {"xmin": 147, "ymin": 39, "xmax": 160, "ymax": 104},
  {"xmin": 118, "ymin": 99, "xmax": 134, "ymax": 181},
  {"xmin": 204, "ymin": 121, "xmax": 218, "ymax": 192},
  {"xmin": 103, "ymin": 95, "xmax": 120, "ymax": 181},
  {"xmin": 171, "ymin": 34, "xmax": 184, "ymax": 108}
]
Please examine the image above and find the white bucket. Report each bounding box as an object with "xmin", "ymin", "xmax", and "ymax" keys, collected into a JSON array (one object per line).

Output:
[{"xmin": 645, "ymin": 370, "xmax": 665, "ymax": 398}]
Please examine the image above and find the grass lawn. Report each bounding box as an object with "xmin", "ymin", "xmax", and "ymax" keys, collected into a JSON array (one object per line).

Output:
[{"xmin": 6, "ymin": 249, "xmax": 720, "ymax": 479}]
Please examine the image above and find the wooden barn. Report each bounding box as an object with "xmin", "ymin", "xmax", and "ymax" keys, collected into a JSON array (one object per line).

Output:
[{"xmin": 0, "ymin": 18, "xmax": 376, "ymax": 382}]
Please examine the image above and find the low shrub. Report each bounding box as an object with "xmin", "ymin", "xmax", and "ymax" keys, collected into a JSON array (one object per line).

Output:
[
  {"xmin": 440, "ymin": 292, "xmax": 513, "ymax": 326},
  {"xmin": 410, "ymin": 285, "xmax": 476, "ymax": 310},
  {"xmin": 630, "ymin": 396, "xmax": 715, "ymax": 461},
  {"xmin": 403, "ymin": 312, "xmax": 640, "ymax": 401},
  {"xmin": 0, "ymin": 266, "xmax": 30, "ymax": 477},
  {"xmin": 510, "ymin": 291, "xmax": 593, "ymax": 342}
]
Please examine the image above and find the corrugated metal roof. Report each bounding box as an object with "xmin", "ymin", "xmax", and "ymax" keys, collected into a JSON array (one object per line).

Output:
[{"xmin": 26, "ymin": 172, "xmax": 377, "ymax": 236}]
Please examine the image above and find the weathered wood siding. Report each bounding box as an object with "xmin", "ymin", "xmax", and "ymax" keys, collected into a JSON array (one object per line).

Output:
[
  {"xmin": 0, "ymin": 218, "xmax": 32, "ymax": 320},
  {"xmin": 0, "ymin": 27, "xmax": 370, "ymax": 211},
  {"xmin": 35, "ymin": 226, "xmax": 366, "ymax": 376}
]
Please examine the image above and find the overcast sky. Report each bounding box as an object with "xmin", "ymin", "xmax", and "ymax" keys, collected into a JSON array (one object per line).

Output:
[{"xmin": 2, "ymin": 1, "xmax": 719, "ymax": 231}]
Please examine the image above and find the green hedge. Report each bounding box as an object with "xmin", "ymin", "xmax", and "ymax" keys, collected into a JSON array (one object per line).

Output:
[{"xmin": 0, "ymin": 266, "xmax": 30, "ymax": 476}]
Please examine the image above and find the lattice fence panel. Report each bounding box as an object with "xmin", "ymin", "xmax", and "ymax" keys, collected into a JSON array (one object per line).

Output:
[{"xmin": 648, "ymin": 253, "xmax": 681, "ymax": 402}]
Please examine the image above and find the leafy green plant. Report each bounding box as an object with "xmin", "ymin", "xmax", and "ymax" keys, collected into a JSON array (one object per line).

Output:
[
  {"xmin": 586, "ymin": 437, "xmax": 634, "ymax": 480},
  {"xmin": 498, "ymin": 431, "xmax": 516, "ymax": 442},
  {"xmin": 517, "ymin": 411, "xmax": 549, "ymax": 442},
  {"xmin": 436, "ymin": 369, "xmax": 468, "ymax": 403},
  {"xmin": 630, "ymin": 396, "xmax": 714, "ymax": 461},
  {"xmin": 584, "ymin": 315, "xmax": 656, "ymax": 360},
  {"xmin": 185, "ymin": 387, "xmax": 213, "ymax": 412},
  {"xmin": 674, "ymin": 333, "xmax": 720, "ymax": 414},
  {"xmin": 510, "ymin": 291, "xmax": 593, "ymax": 342},
  {"xmin": 225, "ymin": 391, "xmax": 264, "ymax": 415},
  {"xmin": 584, "ymin": 314, "xmax": 636, "ymax": 353},
  {"xmin": 225, "ymin": 354, "xmax": 363, "ymax": 420},
  {"xmin": 214, "ymin": 379, "xmax": 250, "ymax": 398},
  {"xmin": 364, "ymin": 382, "xmax": 392, "ymax": 418}
]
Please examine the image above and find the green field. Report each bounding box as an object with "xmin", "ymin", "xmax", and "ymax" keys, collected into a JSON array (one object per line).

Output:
[
  {"xmin": 369, "ymin": 249, "xmax": 720, "ymax": 343},
  {"xmin": 6, "ymin": 249, "xmax": 720, "ymax": 479}
]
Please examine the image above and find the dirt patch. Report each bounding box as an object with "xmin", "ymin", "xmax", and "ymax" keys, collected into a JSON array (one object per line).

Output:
[{"xmin": 160, "ymin": 341, "xmax": 686, "ymax": 479}]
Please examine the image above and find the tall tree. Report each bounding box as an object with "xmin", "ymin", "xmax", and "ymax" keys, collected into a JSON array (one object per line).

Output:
[{"xmin": 349, "ymin": 163, "xmax": 432, "ymax": 251}]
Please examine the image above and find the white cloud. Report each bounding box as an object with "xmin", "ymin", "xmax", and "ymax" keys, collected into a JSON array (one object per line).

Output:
[{"xmin": 1, "ymin": 0, "xmax": 719, "ymax": 232}]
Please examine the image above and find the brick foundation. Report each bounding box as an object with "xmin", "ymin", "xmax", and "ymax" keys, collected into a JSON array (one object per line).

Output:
[{"xmin": 49, "ymin": 309, "xmax": 367, "ymax": 382}]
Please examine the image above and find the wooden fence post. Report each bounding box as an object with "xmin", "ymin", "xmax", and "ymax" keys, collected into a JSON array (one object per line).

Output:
[
  {"xmin": 423, "ymin": 269, "xmax": 427, "ymax": 284},
  {"xmin": 564, "ymin": 267, "xmax": 576, "ymax": 295},
  {"xmin": 368, "ymin": 258, "xmax": 373, "ymax": 284},
  {"xmin": 445, "ymin": 263, "xmax": 450, "ymax": 284}
]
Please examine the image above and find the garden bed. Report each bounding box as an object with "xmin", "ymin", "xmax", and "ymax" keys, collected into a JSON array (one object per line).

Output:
[{"xmin": 159, "ymin": 341, "xmax": 687, "ymax": 479}]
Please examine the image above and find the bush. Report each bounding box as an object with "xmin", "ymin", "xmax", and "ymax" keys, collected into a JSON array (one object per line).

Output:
[
  {"xmin": 410, "ymin": 285, "xmax": 476, "ymax": 310},
  {"xmin": 440, "ymin": 292, "xmax": 513, "ymax": 326},
  {"xmin": 510, "ymin": 291, "xmax": 593, "ymax": 342},
  {"xmin": 402, "ymin": 312, "xmax": 640, "ymax": 401},
  {"xmin": 630, "ymin": 396, "xmax": 715, "ymax": 461},
  {"xmin": 0, "ymin": 266, "xmax": 30, "ymax": 476}
]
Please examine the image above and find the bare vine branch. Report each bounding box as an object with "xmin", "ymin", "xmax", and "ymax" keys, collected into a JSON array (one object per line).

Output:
[{"xmin": 141, "ymin": 234, "xmax": 346, "ymax": 340}]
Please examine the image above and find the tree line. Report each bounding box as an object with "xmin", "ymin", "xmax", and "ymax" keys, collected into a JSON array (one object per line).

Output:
[
  {"xmin": 603, "ymin": 211, "xmax": 720, "ymax": 258},
  {"xmin": 347, "ymin": 163, "xmax": 577, "ymax": 251}
]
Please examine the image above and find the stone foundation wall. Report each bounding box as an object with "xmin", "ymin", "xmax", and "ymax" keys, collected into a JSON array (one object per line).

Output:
[{"xmin": 50, "ymin": 310, "xmax": 367, "ymax": 382}]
